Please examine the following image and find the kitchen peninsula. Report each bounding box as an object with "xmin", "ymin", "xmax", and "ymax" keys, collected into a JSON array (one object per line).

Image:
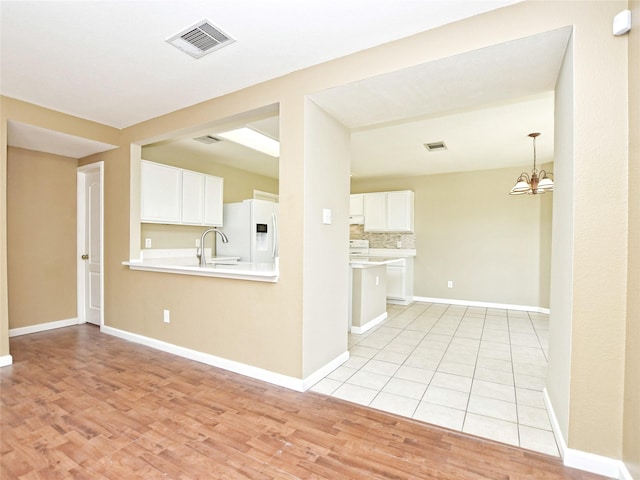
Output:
[
  {"xmin": 349, "ymin": 256, "xmax": 403, "ymax": 333},
  {"xmin": 123, "ymin": 249, "xmax": 278, "ymax": 282}
]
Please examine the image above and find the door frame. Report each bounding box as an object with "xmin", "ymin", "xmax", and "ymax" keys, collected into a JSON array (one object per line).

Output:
[{"xmin": 77, "ymin": 161, "xmax": 104, "ymax": 326}]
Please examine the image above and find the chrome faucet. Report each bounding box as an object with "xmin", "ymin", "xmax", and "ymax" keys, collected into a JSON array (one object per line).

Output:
[{"xmin": 197, "ymin": 228, "xmax": 229, "ymax": 267}]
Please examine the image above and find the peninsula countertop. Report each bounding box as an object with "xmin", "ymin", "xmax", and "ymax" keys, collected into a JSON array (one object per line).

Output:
[
  {"xmin": 349, "ymin": 257, "xmax": 404, "ymax": 268},
  {"xmin": 123, "ymin": 249, "xmax": 278, "ymax": 282}
]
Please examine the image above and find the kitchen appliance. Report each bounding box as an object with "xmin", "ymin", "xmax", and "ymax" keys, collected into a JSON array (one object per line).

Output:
[
  {"xmin": 216, "ymin": 199, "xmax": 279, "ymax": 263},
  {"xmin": 349, "ymin": 239, "xmax": 370, "ymax": 257}
]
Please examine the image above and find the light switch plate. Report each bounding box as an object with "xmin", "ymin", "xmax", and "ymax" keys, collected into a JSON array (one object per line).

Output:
[{"xmin": 322, "ymin": 208, "xmax": 332, "ymax": 225}]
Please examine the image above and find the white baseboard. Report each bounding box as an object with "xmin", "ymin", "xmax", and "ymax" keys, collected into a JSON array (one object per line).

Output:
[
  {"xmin": 619, "ymin": 463, "xmax": 634, "ymax": 480},
  {"xmin": 9, "ymin": 317, "xmax": 78, "ymax": 337},
  {"xmin": 413, "ymin": 296, "xmax": 550, "ymax": 314},
  {"xmin": 301, "ymin": 351, "xmax": 350, "ymax": 391},
  {"xmin": 0, "ymin": 355, "xmax": 13, "ymax": 367},
  {"xmin": 543, "ymin": 388, "xmax": 631, "ymax": 479},
  {"xmin": 351, "ymin": 312, "xmax": 387, "ymax": 334},
  {"xmin": 387, "ymin": 297, "xmax": 412, "ymax": 306},
  {"xmin": 101, "ymin": 325, "xmax": 348, "ymax": 393}
]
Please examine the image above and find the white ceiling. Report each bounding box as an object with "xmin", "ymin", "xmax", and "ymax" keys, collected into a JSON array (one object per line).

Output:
[
  {"xmin": 144, "ymin": 116, "xmax": 281, "ymax": 179},
  {"xmin": 311, "ymin": 27, "xmax": 570, "ymax": 178},
  {"xmin": 1, "ymin": 1, "xmax": 569, "ymax": 178},
  {"xmin": 0, "ymin": 0, "xmax": 521, "ymax": 129},
  {"xmin": 7, "ymin": 121, "xmax": 118, "ymax": 159}
]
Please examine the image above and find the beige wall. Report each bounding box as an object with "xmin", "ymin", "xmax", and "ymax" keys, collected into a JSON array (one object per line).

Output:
[
  {"xmin": 352, "ymin": 165, "xmax": 552, "ymax": 308},
  {"xmin": 564, "ymin": 0, "xmax": 628, "ymax": 458},
  {"xmin": 6, "ymin": 147, "xmax": 78, "ymax": 328},
  {"xmin": 1, "ymin": 96, "xmax": 120, "ymax": 360},
  {"xmin": 0, "ymin": 0, "xmax": 635, "ymax": 463},
  {"xmin": 351, "ymin": 265, "xmax": 387, "ymax": 329},
  {"xmin": 302, "ymin": 99, "xmax": 351, "ymax": 376},
  {"xmin": 0, "ymin": 102, "xmax": 7, "ymax": 358},
  {"xmin": 624, "ymin": 0, "xmax": 640, "ymax": 476}
]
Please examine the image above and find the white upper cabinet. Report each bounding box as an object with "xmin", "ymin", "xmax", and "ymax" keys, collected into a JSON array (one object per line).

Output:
[
  {"xmin": 349, "ymin": 194, "xmax": 364, "ymax": 215},
  {"xmin": 349, "ymin": 194, "xmax": 365, "ymax": 224},
  {"xmin": 204, "ymin": 175, "xmax": 224, "ymax": 226},
  {"xmin": 140, "ymin": 161, "xmax": 182, "ymax": 223},
  {"xmin": 386, "ymin": 190, "xmax": 414, "ymax": 232},
  {"xmin": 141, "ymin": 160, "xmax": 223, "ymax": 226},
  {"xmin": 363, "ymin": 192, "xmax": 387, "ymax": 231},
  {"xmin": 181, "ymin": 171, "xmax": 206, "ymax": 224},
  {"xmin": 363, "ymin": 190, "xmax": 414, "ymax": 232}
]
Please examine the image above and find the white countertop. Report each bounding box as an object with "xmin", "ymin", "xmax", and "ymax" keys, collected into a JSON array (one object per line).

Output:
[
  {"xmin": 368, "ymin": 248, "xmax": 416, "ymax": 257},
  {"xmin": 123, "ymin": 254, "xmax": 278, "ymax": 282},
  {"xmin": 349, "ymin": 257, "xmax": 404, "ymax": 269}
]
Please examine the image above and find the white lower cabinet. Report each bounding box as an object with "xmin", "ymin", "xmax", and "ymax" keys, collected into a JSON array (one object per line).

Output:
[
  {"xmin": 386, "ymin": 262, "xmax": 405, "ymax": 299},
  {"xmin": 385, "ymin": 257, "xmax": 414, "ymax": 305}
]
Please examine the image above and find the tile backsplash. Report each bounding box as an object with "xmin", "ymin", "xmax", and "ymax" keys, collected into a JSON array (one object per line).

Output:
[{"xmin": 349, "ymin": 224, "xmax": 415, "ymax": 249}]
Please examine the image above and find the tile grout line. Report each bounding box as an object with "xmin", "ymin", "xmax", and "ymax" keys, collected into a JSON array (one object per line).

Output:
[
  {"xmin": 507, "ymin": 309, "xmax": 523, "ymax": 450},
  {"xmin": 325, "ymin": 302, "xmax": 557, "ymax": 457},
  {"xmin": 461, "ymin": 306, "xmax": 487, "ymax": 433},
  {"xmin": 406, "ymin": 303, "xmax": 463, "ymax": 418},
  {"xmin": 347, "ymin": 303, "xmax": 433, "ymax": 409}
]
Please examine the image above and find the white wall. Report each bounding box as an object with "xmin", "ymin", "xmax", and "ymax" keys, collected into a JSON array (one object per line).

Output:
[{"xmin": 547, "ymin": 33, "xmax": 574, "ymax": 442}]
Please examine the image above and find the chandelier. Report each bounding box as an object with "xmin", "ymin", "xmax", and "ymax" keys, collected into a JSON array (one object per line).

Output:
[{"xmin": 509, "ymin": 132, "xmax": 554, "ymax": 195}]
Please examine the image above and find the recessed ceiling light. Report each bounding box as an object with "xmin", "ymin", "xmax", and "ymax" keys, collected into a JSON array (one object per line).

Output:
[
  {"xmin": 424, "ymin": 141, "xmax": 447, "ymax": 152},
  {"xmin": 217, "ymin": 127, "xmax": 280, "ymax": 157}
]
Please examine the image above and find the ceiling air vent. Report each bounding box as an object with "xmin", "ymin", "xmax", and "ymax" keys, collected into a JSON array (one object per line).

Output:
[
  {"xmin": 167, "ymin": 19, "xmax": 235, "ymax": 59},
  {"xmin": 193, "ymin": 135, "xmax": 221, "ymax": 144},
  {"xmin": 424, "ymin": 141, "xmax": 447, "ymax": 152}
]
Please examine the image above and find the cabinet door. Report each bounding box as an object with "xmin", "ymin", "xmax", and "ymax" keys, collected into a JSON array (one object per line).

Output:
[
  {"xmin": 386, "ymin": 264, "xmax": 405, "ymax": 299},
  {"xmin": 386, "ymin": 191, "xmax": 414, "ymax": 232},
  {"xmin": 349, "ymin": 194, "xmax": 364, "ymax": 215},
  {"xmin": 140, "ymin": 161, "xmax": 181, "ymax": 223},
  {"xmin": 363, "ymin": 193, "xmax": 387, "ymax": 231},
  {"xmin": 181, "ymin": 171, "xmax": 205, "ymax": 224},
  {"xmin": 204, "ymin": 175, "xmax": 223, "ymax": 226}
]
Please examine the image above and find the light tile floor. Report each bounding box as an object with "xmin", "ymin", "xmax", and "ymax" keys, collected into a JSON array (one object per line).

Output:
[{"xmin": 311, "ymin": 302, "xmax": 559, "ymax": 456}]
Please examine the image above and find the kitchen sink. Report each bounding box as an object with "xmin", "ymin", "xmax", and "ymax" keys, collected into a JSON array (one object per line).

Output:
[{"xmin": 206, "ymin": 256, "xmax": 240, "ymax": 265}]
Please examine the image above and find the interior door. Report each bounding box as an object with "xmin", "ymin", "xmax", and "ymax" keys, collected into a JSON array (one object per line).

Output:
[{"xmin": 81, "ymin": 168, "xmax": 102, "ymax": 325}]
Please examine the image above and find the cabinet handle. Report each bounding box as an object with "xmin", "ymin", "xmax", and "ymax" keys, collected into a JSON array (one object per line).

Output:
[{"xmin": 81, "ymin": 254, "xmax": 89, "ymax": 260}]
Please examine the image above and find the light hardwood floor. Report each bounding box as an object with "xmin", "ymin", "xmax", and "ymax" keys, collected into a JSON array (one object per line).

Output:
[{"xmin": 1, "ymin": 325, "xmax": 606, "ymax": 479}]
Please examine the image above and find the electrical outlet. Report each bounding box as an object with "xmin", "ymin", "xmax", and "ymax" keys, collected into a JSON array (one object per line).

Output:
[
  {"xmin": 145, "ymin": 238, "xmax": 152, "ymax": 248},
  {"xmin": 195, "ymin": 238, "xmax": 200, "ymax": 247},
  {"xmin": 447, "ymin": 280, "xmax": 453, "ymax": 288},
  {"xmin": 397, "ymin": 240, "xmax": 402, "ymax": 248},
  {"xmin": 163, "ymin": 309, "xmax": 170, "ymax": 323},
  {"xmin": 376, "ymin": 275, "xmax": 379, "ymax": 286}
]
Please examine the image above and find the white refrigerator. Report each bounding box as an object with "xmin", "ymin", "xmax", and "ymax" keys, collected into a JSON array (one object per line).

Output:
[{"xmin": 216, "ymin": 199, "xmax": 279, "ymax": 263}]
